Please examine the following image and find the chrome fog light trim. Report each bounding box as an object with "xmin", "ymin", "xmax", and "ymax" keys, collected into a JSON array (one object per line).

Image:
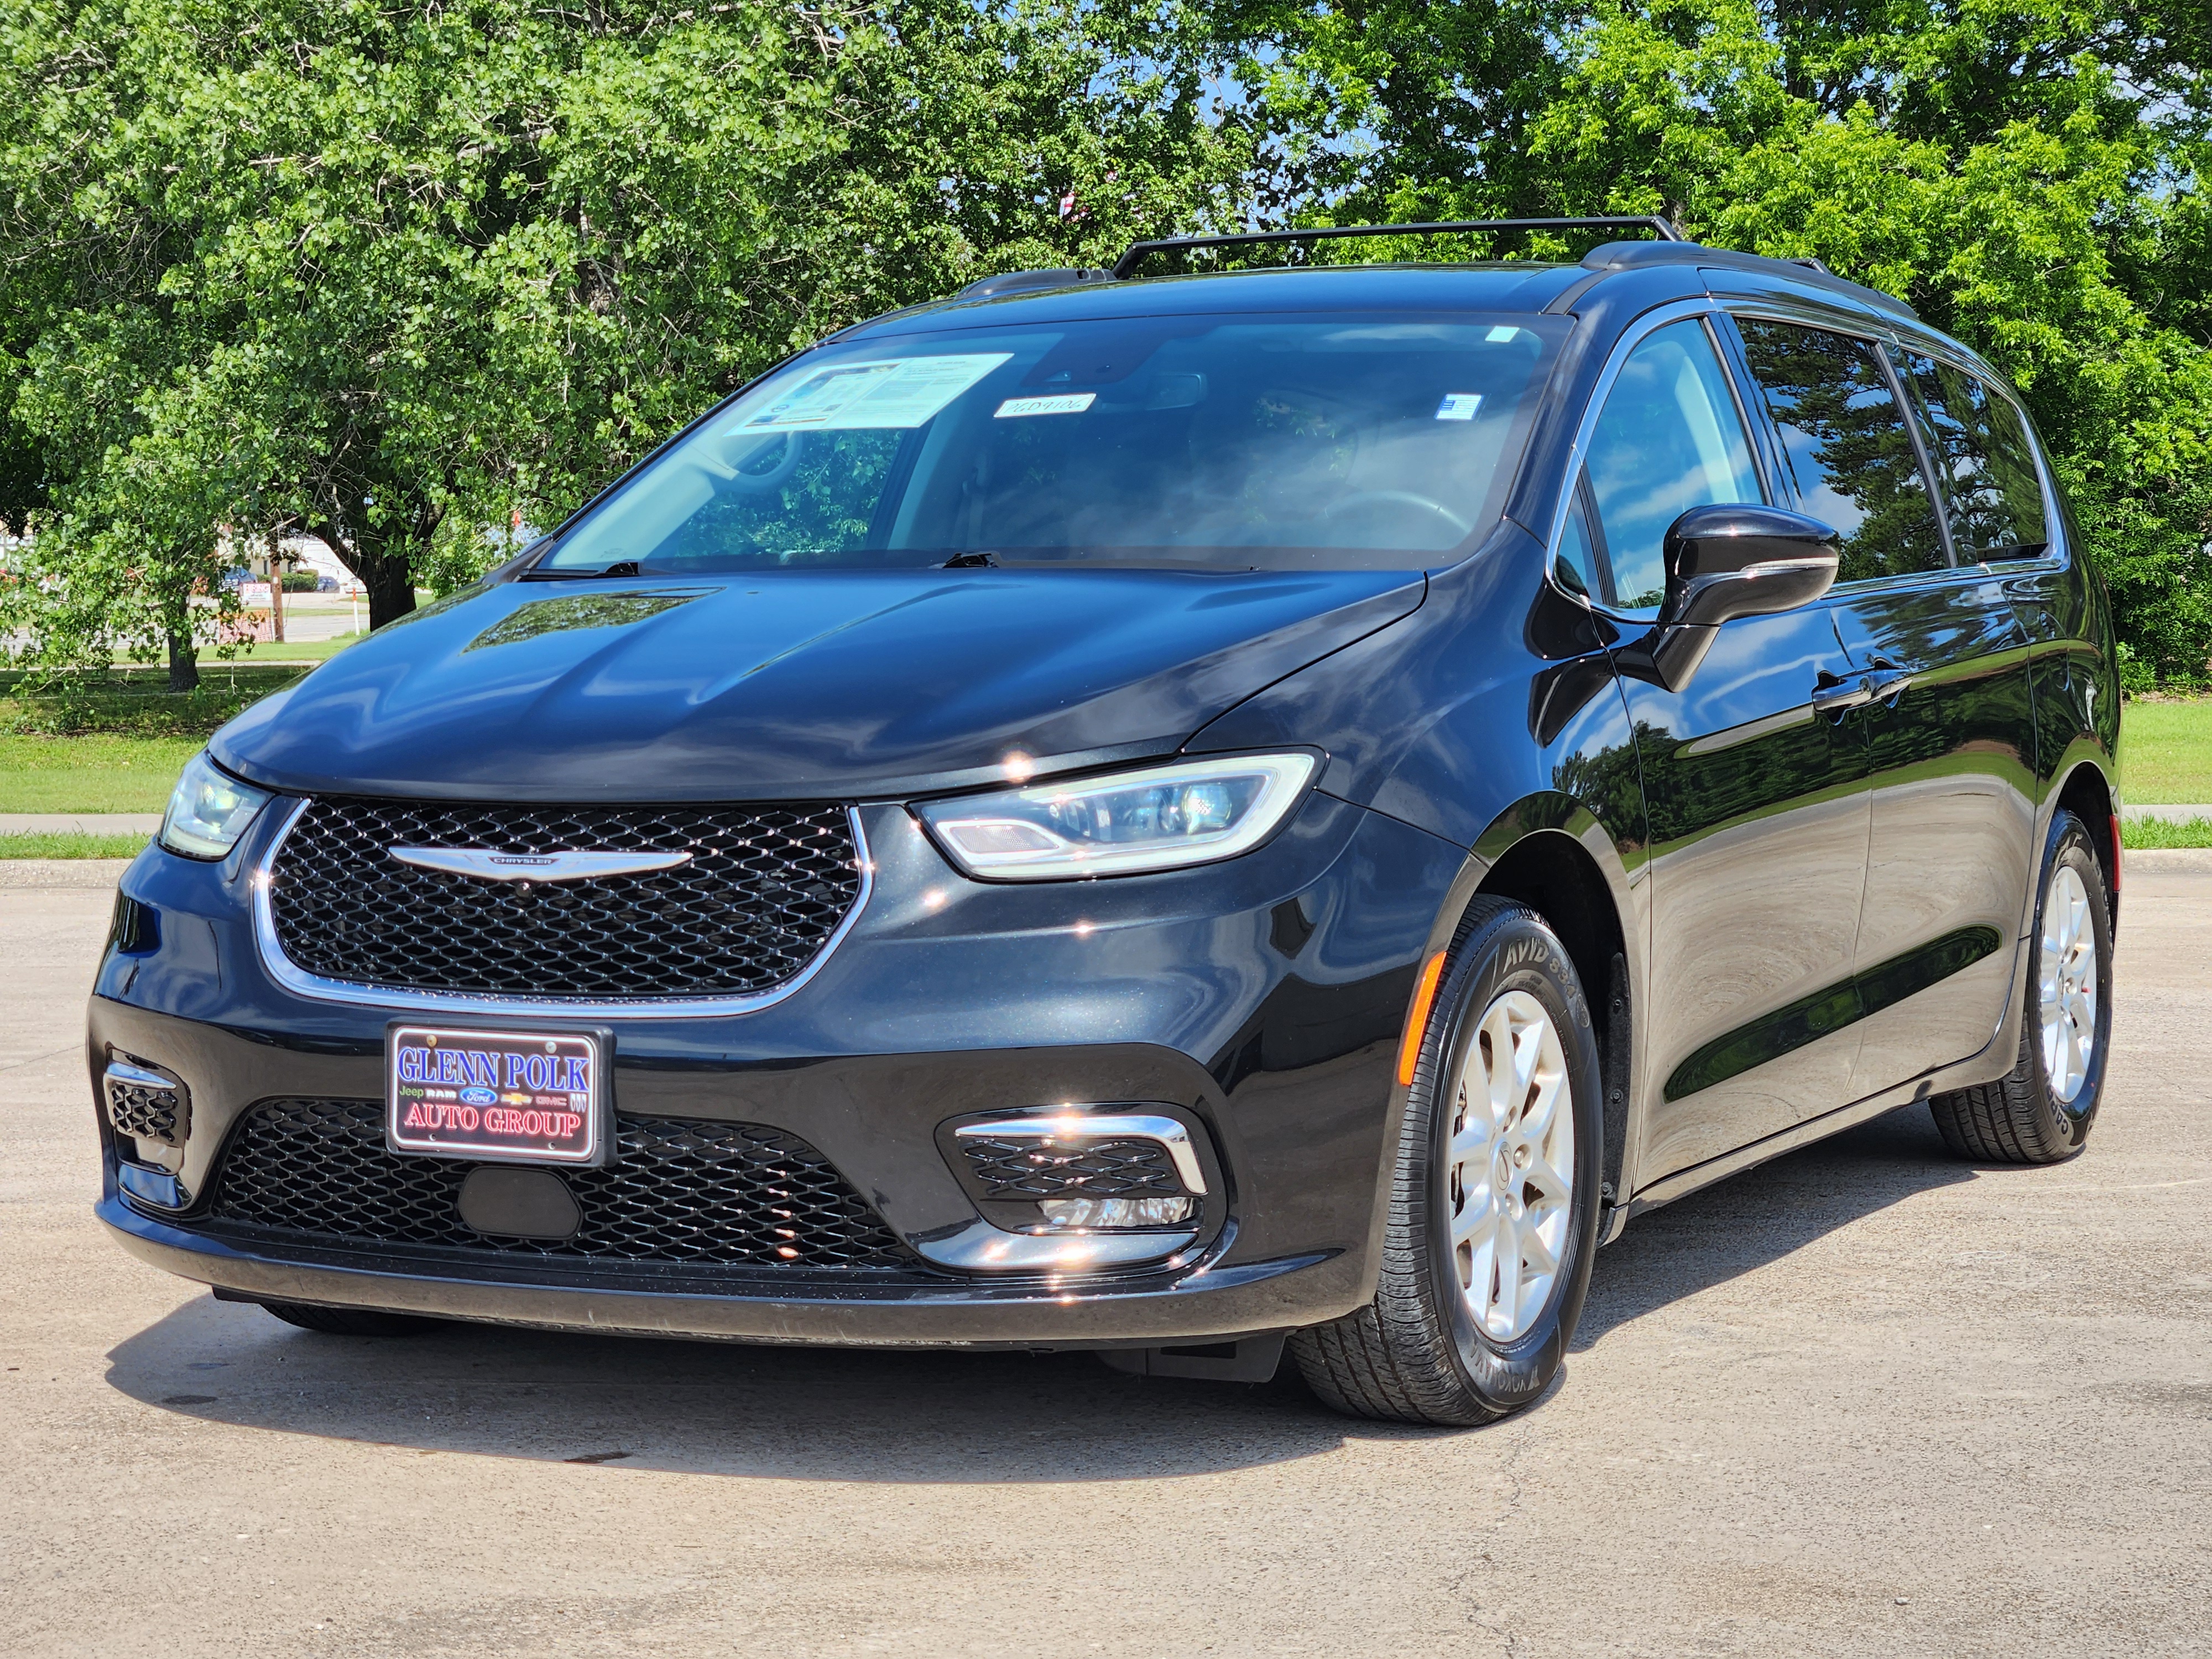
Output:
[
  {"xmin": 117, "ymin": 1162, "xmax": 189, "ymax": 1212},
  {"xmin": 909, "ymin": 1219, "xmax": 1198, "ymax": 1272},
  {"xmin": 1037, "ymin": 1195, "xmax": 1197, "ymax": 1228},
  {"xmin": 953, "ymin": 1112, "xmax": 1207, "ymax": 1196},
  {"xmin": 103, "ymin": 1056, "xmax": 190, "ymax": 1148}
]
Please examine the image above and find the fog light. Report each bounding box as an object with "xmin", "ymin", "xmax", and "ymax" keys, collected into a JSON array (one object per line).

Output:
[{"xmin": 1037, "ymin": 1195, "xmax": 1196, "ymax": 1230}]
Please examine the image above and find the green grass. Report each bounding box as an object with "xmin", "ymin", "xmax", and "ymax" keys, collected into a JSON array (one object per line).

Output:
[
  {"xmin": 0, "ymin": 734, "xmax": 204, "ymax": 812},
  {"xmin": 0, "ymin": 662, "xmax": 314, "ymax": 738},
  {"xmin": 217, "ymin": 632, "xmax": 365, "ymax": 662},
  {"xmin": 2121, "ymin": 816, "xmax": 2212, "ymax": 850},
  {"xmin": 0, "ymin": 830, "xmax": 149, "ymax": 858},
  {"xmin": 2125, "ymin": 697, "xmax": 2212, "ymax": 804}
]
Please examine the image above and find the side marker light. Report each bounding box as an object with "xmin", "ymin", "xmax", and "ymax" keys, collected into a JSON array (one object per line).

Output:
[{"xmin": 1397, "ymin": 950, "xmax": 1448, "ymax": 1087}]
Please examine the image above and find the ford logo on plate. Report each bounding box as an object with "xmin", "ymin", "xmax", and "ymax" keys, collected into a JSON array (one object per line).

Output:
[{"xmin": 458, "ymin": 1086, "xmax": 498, "ymax": 1107}]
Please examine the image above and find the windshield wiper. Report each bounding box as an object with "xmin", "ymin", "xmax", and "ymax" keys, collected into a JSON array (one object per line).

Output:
[{"xmin": 942, "ymin": 550, "xmax": 1000, "ymax": 568}]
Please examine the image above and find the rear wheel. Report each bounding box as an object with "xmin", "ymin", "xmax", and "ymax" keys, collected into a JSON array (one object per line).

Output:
[
  {"xmin": 1291, "ymin": 899, "xmax": 1604, "ymax": 1425},
  {"xmin": 257, "ymin": 1301, "xmax": 443, "ymax": 1337},
  {"xmin": 1928, "ymin": 810, "xmax": 2112, "ymax": 1164}
]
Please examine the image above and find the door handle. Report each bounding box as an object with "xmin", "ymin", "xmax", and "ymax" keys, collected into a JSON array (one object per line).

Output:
[
  {"xmin": 1811, "ymin": 671, "xmax": 1874, "ymax": 717},
  {"xmin": 1863, "ymin": 656, "xmax": 1914, "ymax": 705}
]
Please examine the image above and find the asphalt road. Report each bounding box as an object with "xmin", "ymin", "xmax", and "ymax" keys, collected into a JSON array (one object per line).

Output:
[{"xmin": 5, "ymin": 861, "xmax": 2209, "ymax": 1658}]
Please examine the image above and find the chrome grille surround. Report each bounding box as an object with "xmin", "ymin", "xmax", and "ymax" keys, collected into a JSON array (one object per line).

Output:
[{"xmin": 252, "ymin": 797, "xmax": 872, "ymax": 1018}]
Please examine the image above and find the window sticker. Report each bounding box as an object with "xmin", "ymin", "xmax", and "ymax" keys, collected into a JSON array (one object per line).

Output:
[
  {"xmin": 734, "ymin": 354, "xmax": 1011, "ymax": 432},
  {"xmin": 1435, "ymin": 393, "xmax": 1484, "ymax": 421},
  {"xmin": 995, "ymin": 393, "xmax": 1097, "ymax": 419},
  {"xmin": 1485, "ymin": 326, "xmax": 1521, "ymax": 343}
]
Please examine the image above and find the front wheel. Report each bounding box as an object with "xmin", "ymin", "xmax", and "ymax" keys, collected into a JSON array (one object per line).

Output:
[
  {"xmin": 1928, "ymin": 809, "xmax": 2114, "ymax": 1164},
  {"xmin": 1291, "ymin": 899, "xmax": 1604, "ymax": 1425}
]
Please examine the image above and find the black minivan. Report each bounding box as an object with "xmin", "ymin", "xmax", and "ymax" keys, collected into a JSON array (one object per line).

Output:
[{"xmin": 92, "ymin": 220, "xmax": 2121, "ymax": 1424}]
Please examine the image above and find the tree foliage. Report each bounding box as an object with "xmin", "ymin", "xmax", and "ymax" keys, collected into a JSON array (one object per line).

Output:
[
  {"xmin": 1198, "ymin": 0, "xmax": 2212, "ymax": 684},
  {"xmin": 0, "ymin": 0, "xmax": 1242, "ymax": 645},
  {"xmin": 3, "ymin": 0, "xmax": 2209, "ymax": 683}
]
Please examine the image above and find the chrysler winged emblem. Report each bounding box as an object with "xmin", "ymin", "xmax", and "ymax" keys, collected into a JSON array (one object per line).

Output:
[{"xmin": 387, "ymin": 847, "xmax": 692, "ymax": 882}]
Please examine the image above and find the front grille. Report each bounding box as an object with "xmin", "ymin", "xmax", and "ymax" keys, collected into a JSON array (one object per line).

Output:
[
  {"xmin": 205, "ymin": 1098, "xmax": 916, "ymax": 1270},
  {"xmin": 961, "ymin": 1135, "xmax": 1188, "ymax": 1199},
  {"xmin": 268, "ymin": 797, "xmax": 862, "ymax": 1000}
]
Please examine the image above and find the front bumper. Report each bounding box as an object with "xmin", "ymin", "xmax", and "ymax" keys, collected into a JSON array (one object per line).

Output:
[
  {"xmin": 98, "ymin": 1197, "xmax": 1362, "ymax": 1348},
  {"xmin": 88, "ymin": 792, "xmax": 1467, "ymax": 1347}
]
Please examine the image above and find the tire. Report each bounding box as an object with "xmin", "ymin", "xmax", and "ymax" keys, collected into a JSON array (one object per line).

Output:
[
  {"xmin": 257, "ymin": 1300, "xmax": 444, "ymax": 1337},
  {"xmin": 1290, "ymin": 898, "xmax": 1605, "ymax": 1425},
  {"xmin": 1928, "ymin": 810, "xmax": 2113, "ymax": 1165}
]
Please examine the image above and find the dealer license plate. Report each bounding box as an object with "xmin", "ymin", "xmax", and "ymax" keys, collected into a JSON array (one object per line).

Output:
[{"xmin": 385, "ymin": 1024, "xmax": 609, "ymax": 1166}]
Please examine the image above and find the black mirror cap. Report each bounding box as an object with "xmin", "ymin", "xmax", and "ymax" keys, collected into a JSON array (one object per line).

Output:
[{"xmin": 1660, "ymin": 504, "xmax": 1841, "ymax": 628}]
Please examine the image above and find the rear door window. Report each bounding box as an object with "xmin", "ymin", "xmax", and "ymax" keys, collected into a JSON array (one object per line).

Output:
[
  {"xmin": 1732, "ymin": 319, "xmax": 1947, "ymax": 585},
  {"xmin": 1895, "ymin": 349, "xmax": 2049, "ymax": 560},
  {"xmin": 1580, "ymin": 319, "xmax": 1765, "ymax": 612}
]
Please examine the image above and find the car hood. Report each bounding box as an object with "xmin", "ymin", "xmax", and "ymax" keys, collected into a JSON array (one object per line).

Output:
[{"xmin": 212, "ymin": 568, "xmax": 1427, "ymax": 801}]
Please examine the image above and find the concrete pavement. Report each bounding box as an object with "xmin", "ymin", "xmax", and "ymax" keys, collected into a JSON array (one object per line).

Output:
[{"xmin": 3, "ymin": 866, "xmax": 2209, "ymax": 1656}]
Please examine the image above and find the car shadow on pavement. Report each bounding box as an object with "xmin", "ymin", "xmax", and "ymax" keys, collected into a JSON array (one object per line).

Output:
[
  {"xmin": 1574, "ymin": 1102, "xmax": 1979, "ymax": 1349},
  {"xmin": 101, "ymin": 1104, "xmax": 1987, "ymax": 1477},
  {"xmin": 103, "ymin": 1289, "xmax": 1420, "ymax": 1480}
]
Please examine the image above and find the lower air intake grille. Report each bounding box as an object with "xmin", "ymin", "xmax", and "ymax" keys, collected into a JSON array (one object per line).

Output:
[
  {"xmin": 106, "ymin": 1066, "xmax": 186, "ymax": 1147},
  {"xmin": 266, "ymin": 797, "xmax": 863, "ymax": 1000},
  {"xmin": 961, "ymin": 1135, "xmax": 1188, "ymax": 1199},
  {"xmin": 206, "ymin": 1098, "xmax": 915, "ymax": 1270}
]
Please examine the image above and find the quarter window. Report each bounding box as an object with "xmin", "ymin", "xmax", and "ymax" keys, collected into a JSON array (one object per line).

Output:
[
  {"xmin": 1733, "ymin": 319, "xmax": 1947, "ymax": 584},
  {"xmin": 1896, "ymin": 350, "xmax": 2049, "ymax": 560},
  {"xmin": 1553, "ymin": 488, "xmax": 1600, "ymax": 598},
  {"xmin": 1580, "ymin": 319, "xmax": 1765, "ymax": 611}
]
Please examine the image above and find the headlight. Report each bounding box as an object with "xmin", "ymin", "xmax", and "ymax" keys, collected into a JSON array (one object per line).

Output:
[
  {"xmin": 916, "ymin": 753, "xmax": 1317, "ymax": 881},
  {"xmin": 160, "ymin": 751, "xmax": 273, "ymax": 860}
]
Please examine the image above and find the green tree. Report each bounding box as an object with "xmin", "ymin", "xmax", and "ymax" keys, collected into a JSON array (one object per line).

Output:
[
  {"xmin": 0, "ymin": 0, "xmax": 1243, "ymax": 651},
  {"xmin": 1194, "ymin": 0, "xmax": 2212, "ymax": 684}
]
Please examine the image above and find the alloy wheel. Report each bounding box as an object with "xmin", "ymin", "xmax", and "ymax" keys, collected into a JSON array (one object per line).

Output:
[
  {"xmin": 2038, "ymin": 863, "xmax": 2098, "ymax": 1104},
  {"xmin": 1444, "ymin": 989, "xmax": 1576, "ymax": 1343}
]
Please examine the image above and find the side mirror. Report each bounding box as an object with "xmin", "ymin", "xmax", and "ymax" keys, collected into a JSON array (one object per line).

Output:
[{"xmin": 1625, "ymin": 504, "xmax": 1840, "ymax": 690}]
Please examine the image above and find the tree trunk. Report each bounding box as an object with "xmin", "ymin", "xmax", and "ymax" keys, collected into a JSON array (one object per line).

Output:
[
  {"xmin": 166, "ymin": 630, "xmax": 200, "ymax": 694},
  {"xmin": 354, "ymin": 549, "xmax": 416, "ymax": 630}
]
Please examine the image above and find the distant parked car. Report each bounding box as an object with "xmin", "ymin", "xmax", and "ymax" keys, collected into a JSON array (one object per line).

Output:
[{"xmin": 92, "ymin": 218, "xmax": 2121, "ymax": 1426}]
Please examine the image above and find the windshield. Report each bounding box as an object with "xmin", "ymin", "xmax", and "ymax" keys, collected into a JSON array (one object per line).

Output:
[{"xmin": 535, "ymin": 312, "xmax": 1568, "ymax": 575}]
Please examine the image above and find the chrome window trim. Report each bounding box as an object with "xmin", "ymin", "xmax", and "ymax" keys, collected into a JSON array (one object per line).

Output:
[
  {"xmin": 1539, "ymin": 297, "xmax": 1752, "ymax": 624},
  {"xmin": 249, "ymin": 797, "xmax": 875, "ymax": 1020}
]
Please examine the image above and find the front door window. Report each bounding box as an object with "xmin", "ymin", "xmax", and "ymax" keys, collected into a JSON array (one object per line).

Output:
[{"xmin": 1580, "ymin": 319, "xmax": 1765, "ymax": 612}]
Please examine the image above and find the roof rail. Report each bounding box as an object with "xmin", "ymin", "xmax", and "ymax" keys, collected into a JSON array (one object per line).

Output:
[
  {"xmin": 1578, "ymin": 240, "xmax": 1917, "ymax": 320},
  {"xmin": 1112, "ymin": 217, "xmax": 1681, "ymax": 280},
  {"xmin": 955, "ymin": 267, "xmax": 1114, "ymax": 300}
]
